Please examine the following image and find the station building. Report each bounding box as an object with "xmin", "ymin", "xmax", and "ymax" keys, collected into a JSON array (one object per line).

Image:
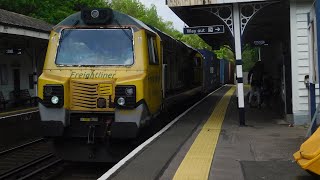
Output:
[
  {"xmin": 0, "ymin": 1, "xmax": 317, "ymax": 125},
  {"xmin": 167, "ymin": 0, "xmax": 316, "ymax": 125},
  {"xmin": 0, "ymin": 9, "xmax": 52, "ymax": 108}
]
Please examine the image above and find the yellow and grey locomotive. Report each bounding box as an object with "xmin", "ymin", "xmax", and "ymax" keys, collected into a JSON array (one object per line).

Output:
[{"xmin": 38, "ymin": 8, "xmax": 215, "ymax": 161}]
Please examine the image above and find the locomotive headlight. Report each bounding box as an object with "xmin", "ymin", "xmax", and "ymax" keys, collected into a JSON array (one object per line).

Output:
[
  {"xmin": 117, "ymin": 97, "xmax": 125, "ymax": 106},
  {"xmin": 125, "ymin": 87, "xmax": 134, "ymax": 96},
  {"xmin": 43, "ymin": 85, "xmax": 64, "ymax": 108},
  {"xmin": 91, "ymin": 10, "xmax": 99, "ymax": 18},
  {"xmin": 51, "ymin": 96, "xmax": 59, "ymax": 105},
  {"xmin": 115, "ymin": 85, "xmax": 135, "ymax": 108},
  {"xmin": 44, "ymin": 86, "xmax": 53, "ymax": 95}
]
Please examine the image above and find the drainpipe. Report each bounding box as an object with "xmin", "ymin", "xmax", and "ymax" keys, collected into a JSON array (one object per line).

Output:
[
  {"xmin": 33, "ymin": 48, "xmax": 37, "ymax": 98},
  {"xmin": 314, "ymin": 0, "xmax": 320, "ymax": 133},
  {"xmin": 307, "ymin": 1, "xmax": 319, "ymax": 134}
]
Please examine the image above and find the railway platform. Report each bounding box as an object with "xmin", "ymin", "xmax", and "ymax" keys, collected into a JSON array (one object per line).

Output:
[
  {"xmin": 0, "ymin": 106, "xmax": 38, "ymax": 119},
  {"xmin": 0, "ymin": 107, "xmax": 40, "ymax": 151},
  {"xmin": 100, "ymin": 85, "xmax": 314, "ymax": 180}
]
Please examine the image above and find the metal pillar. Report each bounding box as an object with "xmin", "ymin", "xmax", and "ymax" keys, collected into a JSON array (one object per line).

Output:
[
  {"xmin": 33, "ymin": 48, "xmax": 37, "ymax": 96},
  {"xmin": 315, "ymin": 0, "xmax": 320, "ymax": 132},
  {"xmin": 306, "ymin": 10, "xmax": 316, "ymax": 134},
  {"xmin": 193, "ymin": 2, "xmax": 276, "ymax": 126},
  {"xmin": 233, "ymin": 3, "xmax": 245, "ymax": 125},
  {"xmin": 310, "ymin": 83, "xmax": 316, "ymax": 133}
]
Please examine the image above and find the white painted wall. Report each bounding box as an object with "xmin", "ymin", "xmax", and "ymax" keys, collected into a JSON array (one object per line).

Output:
[
  {"xmin": 0, "ymin": 53, "xmax": 33, "ymax": 99},
  {"xmin": 0, "ymin": 47, "xmax": 46, "ymax": 103},
  {"xmin": 290, "ymin": 0, "xmax": 314, "ymax": 124}
]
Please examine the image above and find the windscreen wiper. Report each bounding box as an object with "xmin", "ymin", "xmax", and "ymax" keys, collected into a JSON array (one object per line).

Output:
[
  {"xmin": 114, "ymin": 18, "xmax": 133, "ymax": 42},
  {"xmin": 59, "ymin": 20, "xmax": 80, "ymax": 42}
]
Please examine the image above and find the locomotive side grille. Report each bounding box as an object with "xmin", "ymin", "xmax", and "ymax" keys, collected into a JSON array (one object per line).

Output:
[
  {"xmin": 70, "ymin": 80, "xmax": 113, "ymax": 110},
  {"xmin": 99, "ymin": 84, "xmax": 113, "ymax": 96}
]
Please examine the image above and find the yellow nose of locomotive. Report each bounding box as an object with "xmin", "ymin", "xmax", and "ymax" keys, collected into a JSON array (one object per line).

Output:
[{"xmin": 69, "ymin": 79, "xmax": 115, "ymax": 111}]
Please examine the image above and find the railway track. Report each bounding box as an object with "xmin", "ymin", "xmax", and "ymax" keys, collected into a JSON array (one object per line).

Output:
[
  {"xmin": 0, "ymin": 93, "xmax": 207, "ymax": 180},
  {"xmin": 0, "ymin": 138, "xmax": 62, "ymax": 180},
  {"xmin": 51, "ymin": 94, "xmax": 205, "ymax": 180},
  {"xmin": 0, "ymin": 138, "xmax": 44, "ymax": 156}
]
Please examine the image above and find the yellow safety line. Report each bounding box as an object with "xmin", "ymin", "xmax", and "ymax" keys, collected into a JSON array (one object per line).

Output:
[
  {"xmin": 0, "ymin": 107, "xmax": 38, "ymax": 116},
  {"xmin": 173, "ymin": 86, "xmax": 235, "ymax": 180}
]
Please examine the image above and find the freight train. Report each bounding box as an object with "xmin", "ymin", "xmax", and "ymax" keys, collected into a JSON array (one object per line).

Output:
[{"xmin": 38, "ymin": 8, "xmax": 222, "ymax": 161}]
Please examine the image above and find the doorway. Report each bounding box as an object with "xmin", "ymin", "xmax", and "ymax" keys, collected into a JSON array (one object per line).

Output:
[{"xmin": 13, "ymin": 69, "xmax": 20, "ymax": 91}]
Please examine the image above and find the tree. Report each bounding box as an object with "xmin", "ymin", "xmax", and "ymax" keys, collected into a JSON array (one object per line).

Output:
[
  {"xmin": 214, "ymin": 45, "xmax": 235, "ymax": 63},
  {"xmin": 0, "ymin": 0, "xmax": 109, "ymax": 24},
  {"xmin": 213, "ymin": 44, "xmax": 260, "ymax": 72},
  {"xmin": 242, "ymin": 44, "xmax": 259, "ymax": 72},
  {"xmin": 109, "ymin": 0, "xmax": 212, "ymax": 50},
  {"xmin": 0, "ymin": 0, "xmax": 211, "ymax": 50}
]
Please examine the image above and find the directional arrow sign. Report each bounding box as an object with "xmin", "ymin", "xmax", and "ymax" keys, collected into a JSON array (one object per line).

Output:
[{"xmin": 183, "ymin": 25, "xmax": 225, "ymax": 35}]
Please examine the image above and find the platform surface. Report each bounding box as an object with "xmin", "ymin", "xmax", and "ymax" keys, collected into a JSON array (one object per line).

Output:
[
  {"xmin": 106, "ymin": 85, "xmax": 313, "ymax": 180},
  {"xmin": 0, "ymin": 106, "xmax": 38, "ymax": 119}
]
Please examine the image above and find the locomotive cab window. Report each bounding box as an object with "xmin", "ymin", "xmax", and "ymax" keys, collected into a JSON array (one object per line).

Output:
[
  {"xmin": 56, "ymin": 28, "xmax": 134, "ymax": 66},
  {"xmin": 147, "ymin": 35, "xmax": 159, "ymax": 65}
]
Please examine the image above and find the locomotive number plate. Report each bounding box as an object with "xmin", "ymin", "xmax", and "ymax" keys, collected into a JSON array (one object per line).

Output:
[{"xmin": 80, "ymin": 118, "xmax": 98, "ymax": 122}]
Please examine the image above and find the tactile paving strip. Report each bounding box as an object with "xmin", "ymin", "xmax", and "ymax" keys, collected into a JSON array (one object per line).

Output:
[{"xmin": 173, "ymin": 86, "xmax": 235, "ymax": 180}]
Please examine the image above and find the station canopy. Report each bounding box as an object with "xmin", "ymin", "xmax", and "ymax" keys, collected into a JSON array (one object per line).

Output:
[{"xmin": 167, "ymin": 0, "xmax": 290, "ymax": 48}]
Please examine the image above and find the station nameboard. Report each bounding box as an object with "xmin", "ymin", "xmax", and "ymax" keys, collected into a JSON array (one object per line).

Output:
[{"xmin": 183, "ymin": 25, "xmax": 224, "ymax": 35}]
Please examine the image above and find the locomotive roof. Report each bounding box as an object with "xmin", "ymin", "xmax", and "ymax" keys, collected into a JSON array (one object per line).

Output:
[
  {"xmin": 53, "ymin": 9, "xmax": 155, "ymax": 33},
  {"xmin": 148, "ymin": 25, "xmax": 200, "ymax": 56}
]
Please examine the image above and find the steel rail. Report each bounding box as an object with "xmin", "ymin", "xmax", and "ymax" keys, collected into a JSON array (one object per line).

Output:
[
  {"xmin": 0, "ymin": 153, "xmax": 54, "ymax": 179},
  {"xmin": 0, "ymin": 138, "xmax": 45, "ymax": 156},
  {"xmin": 18, "ymin": 159, "xmax": 63, "ymax": 180}
]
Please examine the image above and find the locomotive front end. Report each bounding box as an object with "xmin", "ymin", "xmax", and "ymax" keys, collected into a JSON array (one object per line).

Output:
[{"xmin": 38, "ymin": 8, "xmax": 162, "ymax": 148}]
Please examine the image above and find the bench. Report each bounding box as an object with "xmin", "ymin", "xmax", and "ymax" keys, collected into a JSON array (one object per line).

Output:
[
  {"xmin": 10, "ymin": 89, "xmax": 33, "ymax": 106},
  {"xmin": 0, "ymin": 91, "xmax": 9, "ymax": 109}
]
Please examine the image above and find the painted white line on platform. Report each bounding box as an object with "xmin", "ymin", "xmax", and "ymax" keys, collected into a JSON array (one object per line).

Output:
[
  {"xmin": 0, "ymin": 110, "xmax": 39, "ymax": 120},
  {"xmin": 98, "ymin": 85, "xmax": 227, "ymax": 180}
]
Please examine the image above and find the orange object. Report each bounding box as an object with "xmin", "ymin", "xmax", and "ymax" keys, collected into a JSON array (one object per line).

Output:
[{"xmin": 294, "ymin": 127, "xmax": 320, "ymax": 175}]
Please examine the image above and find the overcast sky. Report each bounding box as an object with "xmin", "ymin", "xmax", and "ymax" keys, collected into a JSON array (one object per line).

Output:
[{"xmin": 138, "ymin": 0, "xmax": 185, "ymax": 32}]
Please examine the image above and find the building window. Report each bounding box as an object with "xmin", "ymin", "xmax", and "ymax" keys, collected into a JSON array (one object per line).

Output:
[
  {"xmin": 29, "ymin": 74, "xmax": 34, "ymax": 89},
  {"xmin": 0, "ymin": 64, "xmax": 8, "ymax": 85}
]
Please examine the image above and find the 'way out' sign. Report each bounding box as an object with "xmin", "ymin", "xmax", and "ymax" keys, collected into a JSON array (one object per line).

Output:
[{"xmin": 183, "ymin": 25, "xmax": 224, "ymax": 35}]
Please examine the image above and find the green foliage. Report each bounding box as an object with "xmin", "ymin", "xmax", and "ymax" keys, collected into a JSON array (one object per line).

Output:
[
  {"xmin": 214, "ymin": 45, "xmax": 235, "ymax": 63},
  {"xmin": 110, "ymin": 0, "xmax": 211, "ymax": 50},
  {"xmin": 0, "ymin": 0, "xmax": 211, "ymax": 50},
  {"xmin": 110, "ymin": 0, "xmax": 146, "ymax": 21},
  {"xmin": 0, "ymin": 0, "xmax": 109, "ymax": 24},
  {"xmin": 242, "ymin": 44, "xmax": 259, "ymax": 72},
  {"xmin": 214, "ymin": 44, "xmax": 259, "ymax": 70}
]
